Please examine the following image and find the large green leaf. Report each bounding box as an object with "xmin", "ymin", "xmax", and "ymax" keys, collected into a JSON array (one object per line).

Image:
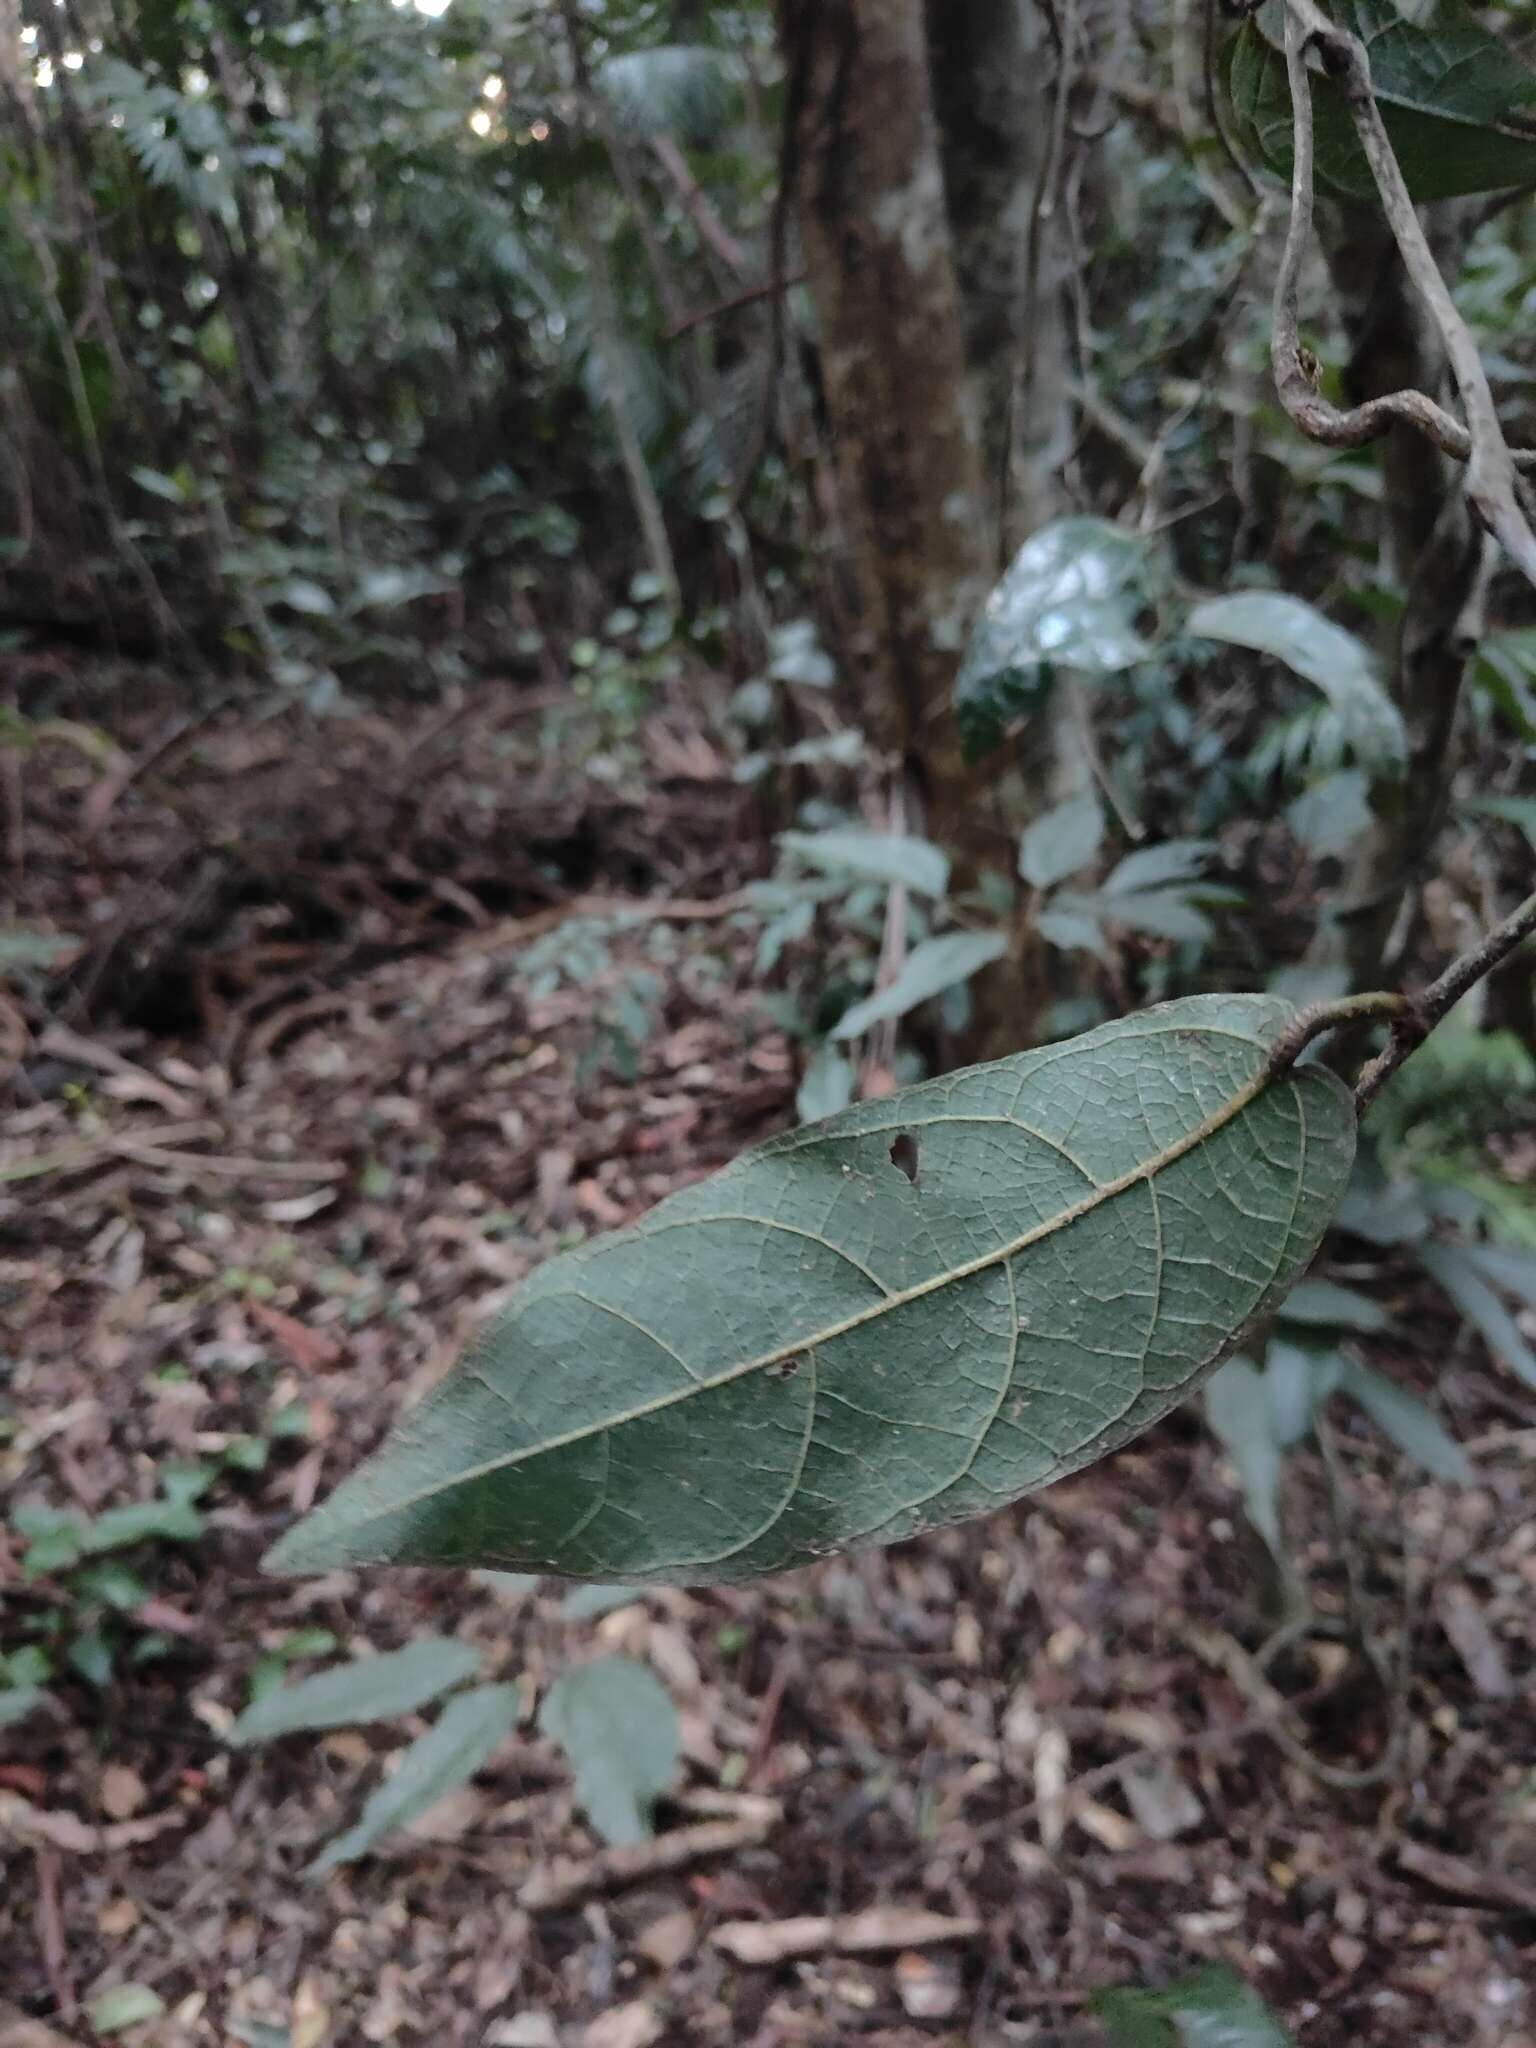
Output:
[
  {"xmin": 954, "ymin": 519, "xmax": 1151, "ymax": 757},
  {"xmin": 265, "ymin": 996, "xmax": 1356, "ymax": 1585},
  {"xmin": 1225, "ymin": 0, "xmax": 1536, "ymax": 203},
  {"xmin": 1189, "ymin": 594, "xmax": 1405, "ymax": 770}
]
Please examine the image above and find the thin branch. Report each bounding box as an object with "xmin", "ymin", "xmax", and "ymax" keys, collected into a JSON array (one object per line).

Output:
[
  {"xmin": 664, "ymin": 268, "xmax": 807, "ymax": 339},
  {"xmin": 1354, "ymin": 888, "xmax": 1536, "ymax": 1112},
  {"xmin": 1264, "ymin": 990, "xmax": 1406, "ymax": 1080},
  {"xmin": 648, "ymin": 133, "xmax": 751, "ymax": 276},
  {"xmin": 1272, "ymin": 0, "xmax": 1536, "ymax": 584}
]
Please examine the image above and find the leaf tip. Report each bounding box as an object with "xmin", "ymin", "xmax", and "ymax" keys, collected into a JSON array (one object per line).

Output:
[{"xmin": 260, "ymin": 1512, "xmax": 348, "ymax": 1577}]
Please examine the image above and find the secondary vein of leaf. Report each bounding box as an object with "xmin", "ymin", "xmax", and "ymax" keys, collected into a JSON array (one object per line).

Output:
[{"xmin": 356, "ymin": 1043, "xmax": 1313, "ymax": 1530}]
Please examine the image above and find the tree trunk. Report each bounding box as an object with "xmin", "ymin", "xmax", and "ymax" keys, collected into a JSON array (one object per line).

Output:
[
  {"xmin": 1313, "ymin": 217, "xmax": 1487, "ymax": 1002},
  {"xmin": 926, "ymin": 0, "xmax": 1066, "ymax": 559},
  {"xmin": 776, "ymin": 0, "xmax": 994, "ymax": 871}
]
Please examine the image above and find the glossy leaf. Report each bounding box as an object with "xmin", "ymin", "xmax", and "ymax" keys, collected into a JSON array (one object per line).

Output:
[
  {"xmin": 1225, "ymin": 0, "xmax": 1536, "ymax": 203},
  {"xmin": 0, "ymin": 1687, "xmax": 48, "ymax": 1729},
  {"xmin": 1334, "ymin": 1166, "xmax": 1431, "ymax": 1247},
  {"xmin": 1190, "ymin": 594, "xmax": 1405, "ymax": 769},
  {"xmin": 560, "ymin": 1582, "xmax": 643, "ymax": 1620},
  {"xmin": 538, "ymin": 1655, "xmax": 678, "ymax": 1845},
  {"xmin": 1018, "ymin": 792, "xmax": 1105, "ymax": 892},
  {"xmin": 266, "ymin": 997, "xmax": 1356, "ymax": 1586},
  {"xmin": 230, "ymin": 1637, "xmax": 481, "ymax": 1745},
  {"xmin": 955, "ymin": 519, "xmax": 1151, "ymax": 755},
  {"xmin": 830, "ymin": 930, "xmax": 1007, "ymax": 1040},
  {"xmin": 1100, "ymin": 888, "xmax": 1214, "ymax": 946},
  {"xmin": 1036, "ymin": 903, "xmax": 1112, "ymax": 962},
  {"xmin": 1461, "ymin": 1244, "xmax": 1536, "ymax": 1312},
  {"xmin": 309, "ymin": 1682, "xmax": 521, "ymax": 1875}
]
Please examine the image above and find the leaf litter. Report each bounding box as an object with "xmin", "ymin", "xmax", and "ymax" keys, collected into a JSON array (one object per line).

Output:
[{"xmin": 1, "ymin": 681, "xmax": 1533, "ymax": 2047}]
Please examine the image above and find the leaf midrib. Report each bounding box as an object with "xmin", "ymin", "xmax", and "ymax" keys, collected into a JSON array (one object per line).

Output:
[
  {"xmin": 352, "ymin": 1043, "xmax": 1311, "ymax": 1535},
  {"xmin": 1281, "ymin": 14, "xmax": 1536, "ymax": 144}
]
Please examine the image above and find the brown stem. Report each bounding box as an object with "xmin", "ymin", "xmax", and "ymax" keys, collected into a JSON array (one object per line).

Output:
[
  {"xmin": 1354, "ymin": 890, "xmax": 1536, "ymax": 1112},
  {"xmin": 1271, "ymin": 0, "xmax": 1536, "ymax": 553}
]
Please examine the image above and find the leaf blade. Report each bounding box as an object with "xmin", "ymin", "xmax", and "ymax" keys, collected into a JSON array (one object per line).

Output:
[
  {"xmin": 230, "ymin": 1637, "xmax": 481, "ymax": 1746},
  {"xmin": 308, "ymin": 1682, "xmax": 521, "ymax": 1875},
  {"xmin": 1225, "ymin": 0, "xmax": 1536, "ymax": 202},
  {"xmin": 1018, "ymin": 791, "xmax": 1105, "ymax": 891},
  {"xmin": 538, "ymin": 1655, "xmax": 678, "ymax": 1845},
  {"xmin": 1189, "ymin": 593, "xmax": 1405, "ymax": 769},
  {"xmin": 830, "ymin": 930, "xmax": 1008, "ymax": 1040},
  {"xmin": 955, "ymin": 518, "xmax": 1151, "ymax": 755},
  {"xmin": 266, "ymin": 997, "xmax": 1356, "ymax": 1585},
  {"xmin": 1337, "ymin": 1361, "xmax": 1473, "ymax": 1483},
  {"xmin": 778, "ymin": 828, "xmax": 950, "ymax": 900}
]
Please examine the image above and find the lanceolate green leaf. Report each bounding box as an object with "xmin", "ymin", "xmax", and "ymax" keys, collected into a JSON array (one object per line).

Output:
[
  {"xmin": 309, "ymin": 1683, "xmax": 521, "ymax": 1876},
  {"xmin": 830, "ymin": 930, "xmax": 1007, "ymax": 1041},
  {"xmin": 1225, "ymin": 0, "xmax": 1536, "ymax": 203},
  {"xmin": 230, "ymin": 1636, "xmax": 481, "ymax": 1746},
  {"xmin": 1189, "ymin": 594, "xmax": 1405, "ymax": 770},
  {"xmin": 265, "ymin": 997, "xmax": 1356, "ymax": 1586}
]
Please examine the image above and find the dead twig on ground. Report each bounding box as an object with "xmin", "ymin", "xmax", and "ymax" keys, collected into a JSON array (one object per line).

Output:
[
  {"xmin": 517, "ymin": 1814, "xmax": 775, "ymax": 1912},
  {"xmin": 711, "ymin": 1907, "xmax": 981, "ymax": 1966},
  {"xmin": 0, "ymin": 1793, "xmax": 185, "ymax": 1857}
]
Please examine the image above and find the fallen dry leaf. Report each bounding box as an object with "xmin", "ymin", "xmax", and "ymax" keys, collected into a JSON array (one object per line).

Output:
[
  {"xmin": 518, "ymin": 1816, "xmax": 773, "ymax": 1912},
  {"xmin": 0, "ymin": 1792, "xmax": 183, "ymax": 1855},
  {"xmin": 1437, "ymin": 1586, "xmax": 1513, "ymax": 1699},
  {"xmin": 1396, "ymin": 1841, "xmax": 1536, "ymax": 1914},
  {"xmin": 633, "ymin": 1908, "xmax": 695, "ymax": 1970},
  {"xmin": 0, "ymin": 2002, "xmax": 77, "ymax": 2048},
  {"xmin": 248, "ymin": 1300, "xmax": 344, "ymax": 1372},
  {"xmin": 894, "ymin": 1949, "xmax": 963, "ymax": 2020},
  {"xmin": 1119, "ymin": 1755, "xmax": 1203, "ymax": 1841},
  {"xmin": 98, "ymin": 1766, "xmax": 148, "ymax": 1822},
  {"xmin": 582, "ymin": 2003, "xmax": 662, "ymax": 2048}
]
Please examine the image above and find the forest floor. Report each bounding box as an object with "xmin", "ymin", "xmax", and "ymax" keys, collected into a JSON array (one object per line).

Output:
[{"xmin": 2, "ymin": 667, "xmax": 1533, "ymax": 2048}]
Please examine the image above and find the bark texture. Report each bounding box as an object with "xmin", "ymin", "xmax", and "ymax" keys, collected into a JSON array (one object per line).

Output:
[
  {"xmin": 926, "ymin": 0, "xmax": 1065, "ymax": 556},
  {"xmin": 777, "ymin": 0, "xmax": 994, "ymax": 859},
  {"xmin": 1316, "ymin": 219, "xmax": 1485, "ymax": 998}
]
